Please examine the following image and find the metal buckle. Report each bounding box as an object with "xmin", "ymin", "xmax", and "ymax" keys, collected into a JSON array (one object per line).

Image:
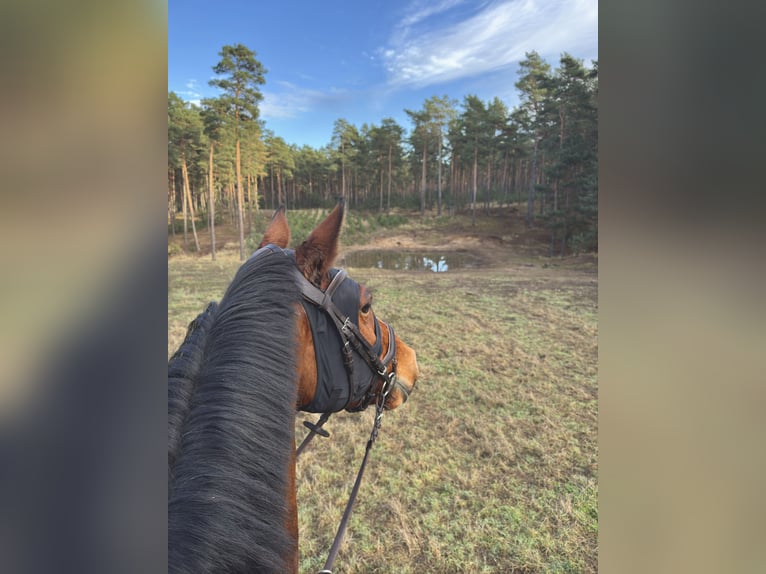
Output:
[{"xmin": 380, "ymin": 371, "xmax": 396, "ymax": 402}]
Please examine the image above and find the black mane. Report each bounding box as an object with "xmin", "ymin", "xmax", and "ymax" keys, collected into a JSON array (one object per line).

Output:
[
  {"xmin": 168, "ymin": 251, "xmax": 299, "ymax": 573},
  {"xmin": 168, "ymin": 300, "xmax": 218, "ymax": 472}
]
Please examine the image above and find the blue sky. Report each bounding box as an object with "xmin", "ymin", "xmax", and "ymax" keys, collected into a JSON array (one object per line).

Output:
[{"xmin": 169, "ymin": 0, "xmax": 597, "ymax": 149}]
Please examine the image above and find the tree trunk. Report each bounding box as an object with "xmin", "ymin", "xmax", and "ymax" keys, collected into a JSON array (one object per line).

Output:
[
  {"xmin": 387, "ymin": 144, "xmax": 392, "ymax": 211},
  {"xmin": 246, "ymin": 174, "xmax": 252, "ymax": 235},
  {"xmin": 539, "ymin": 150, "xmax": 545, "ymax": 216},
  {"xmin": 253, "ymin": 175, "xmax": 260, "ymax": 215},
  {"xmin": 169, "ymin": 168, "xmax": 176, "ymax": 237},
  {"xmin": 510, "ymin": 155, "xmax": 517, "ymax": 207},
  {"xmin": 229, "ymin": 184, "xmax": 236, "ymax": 225},
  {"xmin": 527, "ymin": 138, "xmax": 538, "ymax": 227},
  {"xmin": 182, "ymin": 167, "xmax": 188, "ymax": 246},
  {"xmin": 552, "ymin": 173, "xmax": 559, "ymax": 258},
  {"xmin": 450, "ymin": 156, "xmax": 456, "ymax": 214},
  {"xmin": 341, "ymin": 140, "xmax": 346, "ymax": 203},
  {"xmin": 235, "ymin": 138, "xmax": 245, "ymax": 261},
  {"xmin": 520, "ymin": 159, "xmax": 526, "ymax": 205},
  {"xmin": 501, "ymin": 151, "xmax": 509, "ymax": 206},
  {"xmin": 562, "ymin": 174, "xmax": 571, "ymax": 257},
  {"xmin": 420, "ymin": 142, "xmax": 427, "ymax": 214},
  {"xmin": 437, "ymin": 135, "xmax": 443, "ymax": 216},
  {"xmin": 198, "ymin": 185, "xmax": 206, "ymax": 213},
  {"xmin": 485, "ymin": 158, "xmax": 491, "ymax": 214},
  {"xmin": 554, "ymin": 106, "xmax": 564, "ymax": 256},
  {"xmin": 550, "ymin": 229, "xmax": 556, "ymax": 257},
  {"xmin": 209, "ymin": 144, "xmax": 216, "ymax": 261},
  {"xmin": 352, "ymin": 167, "xmax": 357, "ymax": 209},
  {"xmin": 181, "ymin": 151, "xmax": 200, "ymax": 252},
  {"xmin": 270, "ymin": 165, "xmax": 275, "ymax": 210},
  {"xmin": 472, "ymin": 140, "xmax": 478, "ymax": 226},
  {"xmin": 379, "ymin": 156, "xmax": 384, "ymax": 212}
]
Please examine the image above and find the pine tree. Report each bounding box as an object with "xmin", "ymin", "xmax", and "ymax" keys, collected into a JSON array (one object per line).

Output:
[
  {"xmin": 331, "ymin": 119, "xmax": 360, "ymax": 206},
  {"xmin": 209, "ymin": 44, "xmax": 267, "ymax": 260},
  {"xmin": 515, "ymin": 51, "xmax": 552, "ymax": 227},
  {"xmin": 168, "ymin": 92, "xmax": 204, "ymax": 252},
  {"xmin": 424, "ymin": 96, "xmax": 458, "ymax": 216}
]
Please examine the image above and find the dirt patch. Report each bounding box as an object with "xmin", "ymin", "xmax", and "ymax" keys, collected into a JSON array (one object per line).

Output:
[
  {"xmin": 349, "ymin": 232, "xmax": 488, "ymax": 251},
  {"xmin": 169, "ymin": 206, "xmax": 598, "ymax": 275},
  {"xmin": 335, "ymin": 206, "xmax": 595, "ymax": 271}
]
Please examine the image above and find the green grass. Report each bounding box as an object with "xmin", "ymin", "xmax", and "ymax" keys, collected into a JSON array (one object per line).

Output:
[{"xmin": 168, "ymin": 213, "xmax": 598, "ymax": 573}]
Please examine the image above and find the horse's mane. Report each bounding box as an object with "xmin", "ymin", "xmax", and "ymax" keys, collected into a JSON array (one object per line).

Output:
[
  {"xmin": 168, "ymin": 251, "xmax": 299, "ymax": 574},
  {"xmin": 168, "ymin": 300, "xmax": 218, "ymax": 471}
]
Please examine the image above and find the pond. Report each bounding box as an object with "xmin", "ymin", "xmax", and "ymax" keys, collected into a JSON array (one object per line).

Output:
[{"xmin": 339, "ymin": 250, "xmax": 483, "ymax": 272}]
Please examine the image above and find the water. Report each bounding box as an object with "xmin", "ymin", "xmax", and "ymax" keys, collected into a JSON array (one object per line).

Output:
[{"xmin": 340, "ymin": 250, "xmax": 482, "ymax": 272}]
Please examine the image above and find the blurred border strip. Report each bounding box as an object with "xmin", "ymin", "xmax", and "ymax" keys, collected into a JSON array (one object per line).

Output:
[
  {"xmin": 601, "ymin": 0, "xmax": 765, "ymax": 572},
  {"xmin": 0, "ymin": 1, "xmax": 168, "ymax": 573}
]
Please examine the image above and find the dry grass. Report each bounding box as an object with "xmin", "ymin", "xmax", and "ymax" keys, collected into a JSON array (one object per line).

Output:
[{"xmin": 168, "ymin": 209, "xmax": 598, "ymax": 573}]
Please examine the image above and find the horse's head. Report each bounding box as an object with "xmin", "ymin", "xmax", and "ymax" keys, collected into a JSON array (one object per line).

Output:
[{"xmin": 258, "ymin": 202, "xmax": 418, "ymax": 413}]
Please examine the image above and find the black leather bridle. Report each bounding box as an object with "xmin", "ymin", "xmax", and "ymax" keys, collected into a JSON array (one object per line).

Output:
[
  {"xmin": 250, "ymin": 243, "xmax": 409, "ymax": 419},
  {"xmin": 293, "ymin": 265, "xmax": 403, "ymax": 413}
]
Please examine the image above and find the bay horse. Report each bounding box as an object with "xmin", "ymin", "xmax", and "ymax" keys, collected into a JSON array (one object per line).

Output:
[{"xmin": 168, "ymin": 202, "xmax": 419, "ymax": 573}]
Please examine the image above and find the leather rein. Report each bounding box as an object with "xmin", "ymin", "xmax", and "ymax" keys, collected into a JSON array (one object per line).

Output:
[{"xmin": 292, "ymin": 266, "xmax": 402, "ymax": 574}]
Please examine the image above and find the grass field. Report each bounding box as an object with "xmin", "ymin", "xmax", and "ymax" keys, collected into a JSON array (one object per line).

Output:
[{"xmin": 168, "ymin": 207, "xmax": 598, "ymax": 573}]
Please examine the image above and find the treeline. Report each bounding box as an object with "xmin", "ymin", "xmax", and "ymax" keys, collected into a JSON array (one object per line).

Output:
[{"xmin": 169, "ymin": 44, "xmax": 597, "ymax": 259}]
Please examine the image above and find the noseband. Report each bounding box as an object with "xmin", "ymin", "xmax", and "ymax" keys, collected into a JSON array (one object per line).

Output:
[{"xmin": 293, "ymin": 266, "xmax": 399, "ymax": 413}]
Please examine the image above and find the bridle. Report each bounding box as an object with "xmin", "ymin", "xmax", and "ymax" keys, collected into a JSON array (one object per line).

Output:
[
  {"xmin": 293, "ymin": 265, "xmax": 404, "ymax": 413},
  {"xmin": 248, "ymin": 242, "xmax": 409, "ymax": 417},
  {"xmin": 289, "ymin": 255, "xmax": 407, "ymax": 574}
]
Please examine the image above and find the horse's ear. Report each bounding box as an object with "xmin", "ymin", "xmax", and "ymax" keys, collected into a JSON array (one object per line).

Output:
[
  {"xmin": 258, "ymin": 206, "xmax": 290, "ymax": 249},
  {"xmin": 295, "ymin": 199, "xmax": 344, "ymax": 286}
]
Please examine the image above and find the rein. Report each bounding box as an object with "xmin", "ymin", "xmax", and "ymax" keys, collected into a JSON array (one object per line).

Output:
[
  {"xmin": 292, "ymin": 265, "xmax": 400, "ymax": 574},
  {"xmin": 316, "ymin": 373, "xmax": 395, "ymax": 574}
]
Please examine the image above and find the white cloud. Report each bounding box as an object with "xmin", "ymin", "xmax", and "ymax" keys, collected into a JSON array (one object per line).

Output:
[
  {"xmin": 260, "ymin": 91, "xmax": 309, "ymax": 119},
  {"xmin": 260, "ymin": 86, "xmax": 351, "ymax": 120},
  {"xmin": 381, "ymin": 0, "xmax": 598, "ymax": 88},
  {"xmin": 176, "ymin": 78, "xmax": 203, "ymax": 104},
  {"xmin": 400, "ymin": 0, "xmax": 468, "ymax": 28}
]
